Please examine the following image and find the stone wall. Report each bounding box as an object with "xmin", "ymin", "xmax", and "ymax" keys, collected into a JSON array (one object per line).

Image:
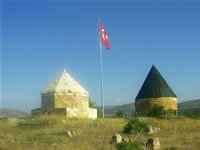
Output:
[
  {"xmin": 32, "ymin": 92, "xmax": 97, "ymax": 119},
  {"xmin": 41, "ymin": 93, "xmax": 55, "ymax": 112},
  {"xmin": 31, "ymin": 108, "xmax": 43, "ymax": 117},
  {"xmin": 51, "ymin": 108, "xmax": 67, "ymax": 115},
  {"xmin": 66, "ymin": 107, "xmax": 97, "ymax": 119},
  {"xmin": 135, "ymin": 97, "xmax": 177, "ymax": 113},
  {"xmin": 32, "ymin": 107, "xmax": 97, "ymax": 119},
  {"xmin": 54, "ymin": 92, "xmax": 89, "ymax": 111}
]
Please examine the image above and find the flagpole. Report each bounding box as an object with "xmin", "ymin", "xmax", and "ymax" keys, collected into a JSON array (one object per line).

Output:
[
  {"xmin": 99, "ymin": 19, "xmax": 104, "ymax": 118},
  {"xmin": 100, "ymin": 40, "xmax": 104, "ymax": 118}
]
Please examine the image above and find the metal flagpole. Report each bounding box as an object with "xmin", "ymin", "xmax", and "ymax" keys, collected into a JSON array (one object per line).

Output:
[
  {"xmin": 99, "ymin": 40, "xmax": 104, "ymax": 118},
  {"xmin": 99, "ymin": 19, "xmax": 104, "ymax": 118}
]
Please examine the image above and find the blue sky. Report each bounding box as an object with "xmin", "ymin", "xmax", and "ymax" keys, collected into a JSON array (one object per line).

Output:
[{"xmin": 1, "ymin": 1, "xmax": 200, "ymax": 112}]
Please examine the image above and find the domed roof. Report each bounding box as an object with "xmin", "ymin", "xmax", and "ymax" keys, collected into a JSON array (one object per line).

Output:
[
  {"xmin": 42, "ymin": 69, "xmax": 88, "ymax": 95},
  {"xmin": 135, "ymin": 65, "xmax": 177, "ymax": 100}
]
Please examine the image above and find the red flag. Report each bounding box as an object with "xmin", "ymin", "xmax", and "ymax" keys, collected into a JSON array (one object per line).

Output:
[{"xmin": 99, "ymin": 20, "xmax": 110, "ymax": 50}]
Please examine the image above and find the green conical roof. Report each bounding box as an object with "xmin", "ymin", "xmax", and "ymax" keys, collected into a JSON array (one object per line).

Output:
[{"xmin": 135, "ymin": 65, "xmax": 177, "ymax": 100}]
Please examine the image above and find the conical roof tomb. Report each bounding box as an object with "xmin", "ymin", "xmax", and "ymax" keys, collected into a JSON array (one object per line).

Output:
[
  {"xmin": 42, "ymin": 69, "xmax": 88, "ymax": 95},
  {"xmin": 136, "ymin": 65, "xmax": 177, "ymax": 100},
  {"xmin": 32, "ymin": 69, "xmax": 97, "ymax": 119},
  {"xmin": 135, "ymin": 65, "xmax": 178, "ymax": 116}
]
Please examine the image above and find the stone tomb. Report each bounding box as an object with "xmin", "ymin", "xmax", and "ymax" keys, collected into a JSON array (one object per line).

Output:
[
  {"xmin": 135, "ymin": 65, "xmax": 177, "ymax": 116},
  {"xmin": 32, "ymin": 69, "xmax": 97, "ymax": 119}
]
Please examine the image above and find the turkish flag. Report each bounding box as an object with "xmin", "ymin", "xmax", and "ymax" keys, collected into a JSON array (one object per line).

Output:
[{"xmin": 99, "ymin": 20, "xmax": 110, "ymax": 50}]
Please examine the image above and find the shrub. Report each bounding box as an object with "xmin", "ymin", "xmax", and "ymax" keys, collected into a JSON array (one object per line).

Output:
[
  {"xmin": 89, "ymin": 100, "xmax": 96, "ymax": 108},
  {"xmin": 186, "ymin": 114, "xmax": 200, "ymax": 119},
  {"xmin": 123, "ymin": 118, "xmax": 148, "ymax": 134},
  {"xmin": 116, "ymin": 141, "xmax": 143, "ymax": 150},
  {"xmin": 97, "ymin": 108, "xmax": 102, "ymax": 118},
  {"xmin": 164, "ymin": 145, "xmax": 177, "ymax": 150},
  {"xmin": 115, "ymin": 110, "xmax": 124, "ymax": 118},
  {"xmin": 149, "ymin": 104, "xmax": 164, "ymax": 118}
]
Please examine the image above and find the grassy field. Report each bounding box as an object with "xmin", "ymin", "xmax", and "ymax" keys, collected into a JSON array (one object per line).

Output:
[{"xmin": 1, "ymin": 116, "xmax": 200, "ymax": 150}]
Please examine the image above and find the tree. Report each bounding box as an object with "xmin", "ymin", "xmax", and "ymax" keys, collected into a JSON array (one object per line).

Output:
[
  {"xmin": 89, "ymin": 97, "xmax": 96, "ymax": 108},
  {"xmin": 114, "ymin": 110, "xmax": 124, "ymax": 118},
  {"xmin": 123, "ymin": 118, "xmax": 149, "ymax": 150},
  {"xmin": 149, "ymin": 104, "xmax": 164, "ymax": 118}
]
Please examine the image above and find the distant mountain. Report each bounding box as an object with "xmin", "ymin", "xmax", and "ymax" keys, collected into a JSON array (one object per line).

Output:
[
  {"xmin": 101, "ymin": 99, "xmax": 200, "ymax": 115},
  {"xmin": 178, "ymin": 99, "xmax": 200, "ymax": 110},
  {"xmin": 1, "ymin": 99, "xmax": 199, "ymax": 118},
  {"xmin": 0, "ymin": 108, "xmax": 30, "ymax": 118},
  {"xmin": 98, "ymin": 103, "xmax": 135, "ymax": 115}
]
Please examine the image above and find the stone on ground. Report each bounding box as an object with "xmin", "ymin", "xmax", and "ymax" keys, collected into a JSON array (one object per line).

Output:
[
  {"xmin": 152, "ymin": 127, "xmax": 161, "ymax": 132},
  {"xmin": 122, "ymin": 138, "xmax": 131, "ymax": 142},
  {"xmin": 146, "ymin": 137, "xmax": 160, "ymax": 150},
  {"xmin": 146, "ymin": 125, "xmax": 154, "ymax": 135},
  {"xmin": 111, "ymin": 133, "xmax": 122, "ymax": 144},
  {"xmin": 67, "ymin": 131, "xmax": 73, "ymax": 138}
]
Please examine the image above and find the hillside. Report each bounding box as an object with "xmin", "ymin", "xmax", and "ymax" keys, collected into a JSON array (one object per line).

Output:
[
  {"xmin": 101, "ymin": 103, "xmax": 135, "ymax": 115},
  {"xmin": 102, "ymin": 99, "xmax": 200, "ymax": 115},
  {"xmin": 178, "ymin": 99, "xmax": 200, "ymax": 110},
  {"xmin": 0, "ymin": 108, "xmax": 30, "ymax": 118},
  {"xmin": 1, "ymin": 99, "xmax": 199, "ymax": 118}
]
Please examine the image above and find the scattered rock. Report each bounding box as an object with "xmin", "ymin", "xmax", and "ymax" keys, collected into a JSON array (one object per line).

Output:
[
  {"xmin": 75, "ymin": 129, "xmax": 80, "ymax": 135},
  {"xmin": 146, "ymin": 125, "xmax": 160, "ymax": 135},
  {"xmin": 152, "ymin": 127, "xmax": 161, "ymax": 133},
  {"xmin": 146, "ymin": 137, "xmax": 160, "ymax": 150},
  {"xmin": 111, "ymin": 133, "xmax": 122, "ymax": 144},
  {"xmin": 71, "ymin": 130, "xmax": 77, "ymax": 136},
  {"xmin": 67, "ymin": 131, "xmax": 73, "ymax": 138},
  {"xmin": 61, "ymin": 120, "xmax": 66, "ymax": 124},
  {"xmin": 122, "ymin": 138, "xmax": 131, "ymax": 142},
  {"xmin": 146, "ymin": 125, "xmax": 154, "ymax": 135},
  {"xmin": 52, "ymin": 143, "xmax": 57, "ymax": 146},
  {"xmin": 138, "ymin": 117, "xmax": 143, "ymax": 121},
  {"xmin": 90, "ymin": 122, "xmax": 98, "ymax": 127},
  {"xmin": 66, "ymin": 129, "xmax": 81, "ymax": 138}
]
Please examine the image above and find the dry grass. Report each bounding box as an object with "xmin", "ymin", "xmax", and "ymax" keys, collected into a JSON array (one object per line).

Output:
[
  {"xmin": 144, "ymin": 117, "xmax": 200, "ymax": 150},
  {"xmin": 0, "ymin": 116, "xmax": 200, "ymax": 150}
]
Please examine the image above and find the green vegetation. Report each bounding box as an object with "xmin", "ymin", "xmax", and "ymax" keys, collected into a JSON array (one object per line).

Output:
[
  {"xmin": 123, "ymin": 118, "xmax": 148, "ymax": 134},
  {"xmin": 186, "ymin": 114, "xmax": 200, "ymax": 119},
  {"xmin": 122, "ymin": 118, "xmax": 148, "ymax": 150},
  {"xmin": 114, "ymin": 110, "xmax": 124, "ymax": 118},
  {"xmin": 149, "ymin": 104, "xmax": 164, "ymax": 118},
  {"xmin": 89, "ymin": 99, "xmax": 97, "ymax": 108},
  {"xmin": 97, "ymin": 108, "xmax": 103, "ymax": 118},
  {"xmin": 164, "ymin": 145, "xmax": 177, "ymax": 150},
  {"xmin": 116, "ymin": 141, "xmax": 143, "ymax": 150}
]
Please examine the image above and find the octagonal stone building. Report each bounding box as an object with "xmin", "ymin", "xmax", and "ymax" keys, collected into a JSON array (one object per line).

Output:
[
  {"xmin": 135, "ymin": 65, "xmax": 177, "ymax": 116},
  {"xmin": 32, "ymin": 69, "xmax": 97, "ymax": 119}
]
